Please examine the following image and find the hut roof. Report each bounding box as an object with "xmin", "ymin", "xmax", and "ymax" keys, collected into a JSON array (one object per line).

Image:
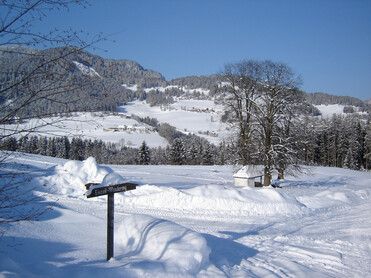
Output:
[{"xmin": 233, "ymin": 166, "xmax": 262, "ymax": 179}]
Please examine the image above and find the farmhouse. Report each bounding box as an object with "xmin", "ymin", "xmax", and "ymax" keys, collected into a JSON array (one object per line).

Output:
[{"xmin": 103, "ymin": 124, "xmax": 153, "ymax": 133}]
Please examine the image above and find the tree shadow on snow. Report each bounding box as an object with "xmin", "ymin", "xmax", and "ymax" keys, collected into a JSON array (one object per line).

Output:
[
  {"xmin": 0, "ymin": 236, "xmax": 76, "ymax": 278},
  {"xmin": 0, "ymin": 161, "xmax": 66, "ymax": 226},
  {"xmin": 203, "ymin": 233, "xmax": 258, "ymax": 269},
  {"xmin": 278, "ymin": 176, "xmax": 353, "ymax": 189}
]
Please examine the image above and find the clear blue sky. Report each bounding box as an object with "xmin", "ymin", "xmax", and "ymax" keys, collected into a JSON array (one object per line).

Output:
[{"xmin": 31, "ymin": 0, "xmax": 371, "ymax": 99}]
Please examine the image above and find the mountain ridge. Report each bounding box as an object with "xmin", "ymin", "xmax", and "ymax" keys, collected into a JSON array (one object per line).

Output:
[{"xmin": 0, "ymin": 45, "xmax": 369, "ymax": 117}]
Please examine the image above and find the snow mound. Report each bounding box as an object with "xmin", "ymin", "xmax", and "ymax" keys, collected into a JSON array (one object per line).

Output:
[
  {"xmin": 85, "ymin": 172, "xmax": 127, "ymax": 196},
  {"xmin": 297, "ymin": 190, "xmax": 351, "ymax": 209},
  {"xmin": 100, "ymin": 172, "xmax": 126, "ymax": 187},
  {"xmin": 41, "ymin": 157, "xmax": 110, "ymax": 197},
  {"xmin": 116, "ymin": 214, "xmax": 210, "ymax": 275},
  {"xmin": 121, "ymin": 184, "xmax": 305, "ymax": 216}
]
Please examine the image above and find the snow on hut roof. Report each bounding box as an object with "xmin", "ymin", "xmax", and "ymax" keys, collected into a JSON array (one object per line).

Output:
[{"xmin": 233, "ymin": 165, "xmax": 262, "ymax": 179}]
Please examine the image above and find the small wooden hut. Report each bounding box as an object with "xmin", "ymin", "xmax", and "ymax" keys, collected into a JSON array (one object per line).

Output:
[{"xmin": 233, "ymin": 166, "xmax": 263, "ymax": 187}]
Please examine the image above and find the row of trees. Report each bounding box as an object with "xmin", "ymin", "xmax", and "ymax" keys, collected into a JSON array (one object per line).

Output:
[
  {"xmin": 2, "ymin": 111, "xmax": 369, "ymax": 170},
  {"xmin": 0, "ymin": 135, "xmax": 220, "ymax": 165},
  {"xmin": 297, "ymin": 115, "xmax": 370, "ymax": 170}
]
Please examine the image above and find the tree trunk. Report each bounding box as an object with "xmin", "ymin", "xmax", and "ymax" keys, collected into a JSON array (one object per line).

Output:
[
  {"xmin": 264, "ymin": 166, "xmax": 271, "ymax": 186},
  {"xmin": 277, "ymin": 168, "xmax": 284, "ymax": 180}
]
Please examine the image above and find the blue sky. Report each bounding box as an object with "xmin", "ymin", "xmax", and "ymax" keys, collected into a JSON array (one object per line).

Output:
[{"xmin": 30, "ymin": 0, "xmax": 371, "ymax": 99}]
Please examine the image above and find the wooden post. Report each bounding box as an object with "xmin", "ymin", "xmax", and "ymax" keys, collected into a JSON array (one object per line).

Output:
[
  {"xmin": 107, "ymin": 192, "xmax": 114, "ymax": 260},
  {"xmin": 86, "ymin": 182, "xmax": 137, "ymax": 261}
]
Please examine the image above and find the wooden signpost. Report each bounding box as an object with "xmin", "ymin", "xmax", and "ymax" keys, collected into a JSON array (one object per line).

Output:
[{"xmin": 86, "ymin": 182, "xmax": 137, "ymax": 260}]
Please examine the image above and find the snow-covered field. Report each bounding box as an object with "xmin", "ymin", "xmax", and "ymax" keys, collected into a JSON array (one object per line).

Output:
[
  {"xmin": 314, "ymin": 104, "xmax": 365, "ymax": 118},
  {"xmin": 2, "ymin": 112, "xmax": 168, "ymax": 148},
  {"xmin": 1, "ymin": 153, "xmax": 370, "ymax": 277},
  {"xmin": 2, "ymin": 99, "xmax": 227, "ymax": 147},
  {"xmin": 121, "ymin": 100, "xmax": 226, "ymax": 144},
  {"xmin": 315, "ymin": 104, "xmax": 346, "ymax": 118}
]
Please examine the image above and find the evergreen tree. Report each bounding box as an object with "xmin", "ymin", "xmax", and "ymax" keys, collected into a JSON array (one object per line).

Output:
[
  {"xmin": 202, "ymin": 142, "xmax": 214, "ymax": 165},
  {"xmin": 187, "ymin": 141, "xmax": 199, "ymax": 165},
  {"xmin": 46, "ymin": 138, "xmax": 56, "ymax": 157},
  {"xmin": 364, "ymin": 122, "xmax": 371, "ymax": 170},
  {"xmin": 37, "ymin": 137, "xmax": 48, "ymax": 156},
  {"xmin": 28, "ymin": 136, "xmax": 39, "ymax": 154},
  {"xmin": 18, "ymin": 137, "xmax": 29, "ymax": 153},
  {"xmin": 170, "ymin": 138, "xmax": 186, "ymax": 165},
  {"xmin": 85, "ymin": 139, "xmax": 95, "ymax": 158},
  {"xmin": 55, "ymin": 136, "xmax": 70, "ymax": 159},
  {"xmin": 1, "ymin": 137, "xmax": 17, "ymax": 151},
  {"xmin": 138, "ymin": 141, "xmax": 151, "ymax": 165},
  {"xmin": 216, "ymin": 141, "xmax": 226, "ymax": 165},
  {"xmin": 70, "ymin": 138, "xmax": 85, "ymax": 161}
]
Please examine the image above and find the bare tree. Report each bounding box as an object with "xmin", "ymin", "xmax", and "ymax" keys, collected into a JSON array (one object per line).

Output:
[
  {"xmin": 217, "ymin": 60, "xmax": 261, "ymax": 165},
  {"xmin": 0, "ymin": 0, "xmax": 105, "ymax": 232},
  {"xmin": 218, "ymin": 60, "xmax": 302, "ymax": 185},
  {"xmin": 253, "ymin": 61, "xmax": 302, "ymax": 185}
]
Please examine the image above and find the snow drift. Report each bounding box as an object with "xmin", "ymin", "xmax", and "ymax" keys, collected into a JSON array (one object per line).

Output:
[
  {"xmin": 116, "ymin": 214, "xmax": 210, "ymax": 275},
  {"xmin": 41, "ymin": 157, "xmax": 306, "ymax": 216},
  {"xmin": 40, "ymin": 157, "xmax": 109, "ymax": 197},
  {"xmin": 121, "ymin": 184, "xmax": 306, "ymax": 217}
]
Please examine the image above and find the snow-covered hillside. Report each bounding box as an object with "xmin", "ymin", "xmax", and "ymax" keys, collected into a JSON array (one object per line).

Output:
[
  {"xmin": 2, "ymin": 98, "xmax": 228, "ymax": 147},
  {"xmin": 123, "ymin": 83, "xmax": 211, "ymax": 96},
  {"xmin": 121, "ymin": 99, "xmax": 226, "ymax": 145},
  {"xmin": 314, "ymin": 104, "xmax": 366, "ymax": 118},
  {"xmin": 2, "ymin": 112, "xmax": 168, "ymax": 148},
  {"xmin": 1, "ymin": 153, "xmax": 370, "ymax": 277}
]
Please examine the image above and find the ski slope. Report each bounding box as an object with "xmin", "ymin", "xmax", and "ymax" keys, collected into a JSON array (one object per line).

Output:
[{"xmin": 1, "ymin": 153, "xmax": 370, "ymax": 277}]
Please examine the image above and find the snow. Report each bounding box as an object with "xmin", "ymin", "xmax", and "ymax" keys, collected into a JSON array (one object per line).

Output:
[
  {"xmin": 314, "ymin": 104, "xmax": 347, "ymax": 117},
  {"xmin": 2, "ymin": 98, "xmax": 229, "ymax": 147},
  {"xmin": 122, "ymin": 84, "xmax": 138, "ymax": 91},
  {"xmin": 233, "ymin": 165, "xmax": 262, "ymax": 178},
  {"xmin": 121, "ymin": 100, "xmax": 227, "ymax": 144},
  {"xmin": 1, "ymin": 112, "xmax": 168, "ymax": 148},
  {"xmin": 1, "ymin": 153, "xmax": 371, "ymax": 277},
  {"xmin": 142, "ymin": 85, "xmax": 210, "ymax": 96},
  {"xmin": 116, "ymin": 214, "xmax": 210, "ymax": 275},
  {"xmin": 73, "ymin": 61, "xmax": 101, "ymax": 78}
]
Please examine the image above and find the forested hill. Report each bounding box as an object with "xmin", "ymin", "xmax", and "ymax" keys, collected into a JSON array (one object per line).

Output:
[
  {"xmin": 0, "ymin": 45, "xmax": 369, "ymax": 119},
  {"xmin": 0, "ymin": 45, "xmax": 167, "ymax": 119}
]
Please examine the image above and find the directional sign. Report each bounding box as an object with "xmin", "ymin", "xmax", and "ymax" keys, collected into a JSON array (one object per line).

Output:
[
  {"xmin": 86, "ymin": 183, "xmax": 137, "ymax": 198},
  {"xmin": 86, "ymin": 182, "xmax": 137, "ymax": 260}
]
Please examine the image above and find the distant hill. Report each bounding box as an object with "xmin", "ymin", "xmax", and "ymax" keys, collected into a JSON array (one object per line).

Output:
[
  {"xmin": 0, "ymin": 45, "xmax": 369, "ymax": 119},
  {"xmin": 0, "ymin": 46, "xmax": 167, "ymax": 119}
]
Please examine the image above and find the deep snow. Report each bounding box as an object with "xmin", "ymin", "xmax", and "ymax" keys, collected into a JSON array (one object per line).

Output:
[{"xmin": 0, "ymin": 153, "xmax": 370, "ymax": 277}]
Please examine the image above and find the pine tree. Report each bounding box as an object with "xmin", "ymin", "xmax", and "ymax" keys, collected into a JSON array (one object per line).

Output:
[
  {"xmin": 138, "ymin": 141, "xmax": 150, "ymax": 165},
  {"xmin": 70, "ymin": 138, "xmax": 85, "ymax": 161},
  {"xmin": 364, "ymin": 121, "xmax": 371, "ymax": 170},
  {"xmin": 37, "ymin": 137, "xmax": 48, "ymax": 156},
  {"xmin": 187, "ymin": 142, "xmax": 199, "ymax": 165},
  {"xmin": 1, "ymin": 137, "xmax": 17, "ymax": 151},
  {"xmin": 55, "ymin": 136, "xmax": 70, "ymax": 159},
  {"xmin": 170, "ymin": 138, "xmax": 186, "ymax": 165},
  {"xmin": 28, "ymin": 136, "xmax": 39, "ymax": 154},
  {"xmin": 46, "ymin": 138, "xmax": 56, "ymax": 157},
  {"xmin": 202, "ymin": 142, "xmax": 214, "ymax": 165},
  {"xmin": 346, "ymin": 119, "xmax": 363, "ymax": 170}
]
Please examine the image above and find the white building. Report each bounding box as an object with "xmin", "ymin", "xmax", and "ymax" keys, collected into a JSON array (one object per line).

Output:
[{"xmin": 233, "ymin": 166, "xmax": 263, "ymax": 187}]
